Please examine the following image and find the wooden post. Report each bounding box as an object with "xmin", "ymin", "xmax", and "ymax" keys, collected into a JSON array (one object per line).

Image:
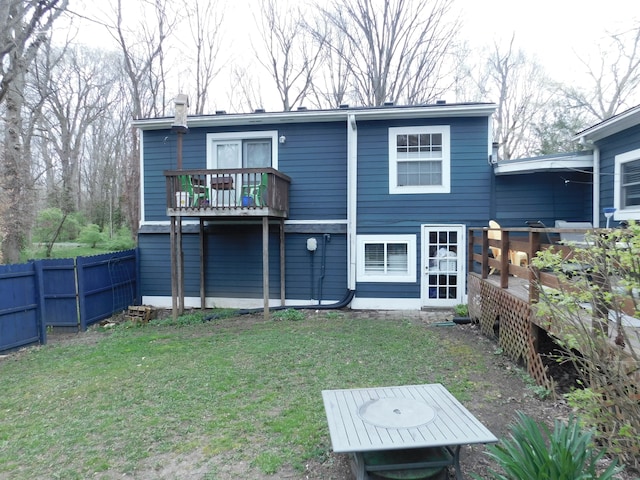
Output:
[
  {"xmin": 177, "ymin": 215, "xmax": 184, "ymax": 315},
  {"xmin": 200, "ymin": 218, "xmax": 206, "ymax": 310},
  {"xmin": 280, "ymin": 219, "xmax": 285, "ymax": 306},
  {"xmin": 481, "ymin": 228, "xmax": 489, "ymax": 279},
  {"xmin": 263, "ymin": 217, "xmax": 269, "ymax": 321},
  {"xmin": 500, "ymin": 230, "xmax": 509, "ymax": 289},
  {"xmin": 170, "ymin": 217, "xmax": 177, "ymax": 319}
]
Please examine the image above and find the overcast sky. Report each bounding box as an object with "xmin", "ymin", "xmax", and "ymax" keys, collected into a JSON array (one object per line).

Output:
[{"xmin": 72, "ymin": 0, "xmax": 639, "ymax": 110}]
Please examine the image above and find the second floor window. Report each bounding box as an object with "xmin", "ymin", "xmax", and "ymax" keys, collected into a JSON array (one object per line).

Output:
[{"xmin": 388, "ymin": 125, "xmax": 450, "ymax": 194}]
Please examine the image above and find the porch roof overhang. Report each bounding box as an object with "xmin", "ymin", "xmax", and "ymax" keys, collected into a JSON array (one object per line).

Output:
[
  {"xmin": 573, "ymin": 104, "xmax": 640, "ymax": 144},
  {"xmin": 493, "ymin": 151, "xmax": 594, "ymax": 175},
  {"xmin": 132, "ymin": 103, "xmax": 497, "ymax": 130}
]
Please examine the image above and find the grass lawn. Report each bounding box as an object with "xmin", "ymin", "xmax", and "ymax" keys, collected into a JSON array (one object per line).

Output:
[{"xmin": 0, "ymin": 310, "xmax": 487, "ymax": 479}]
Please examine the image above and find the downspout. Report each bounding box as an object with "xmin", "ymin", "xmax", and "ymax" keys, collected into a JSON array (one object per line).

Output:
[
  {"xmin": 592, "ymin": 146, "xmax": 600, "ymax": 227},
  {"xmin": 347, "ymin": 114, "xmax": 358, "ymax": 293}
]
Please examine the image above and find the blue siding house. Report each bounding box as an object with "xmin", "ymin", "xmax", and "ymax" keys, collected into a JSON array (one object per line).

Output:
[
  {"xmin": 574, "ymin": 104, "xmax": 640, "ymax": 227},
  {"xmin": 133, "ymin": 102, "xmax": 594, "ymax": 311}
]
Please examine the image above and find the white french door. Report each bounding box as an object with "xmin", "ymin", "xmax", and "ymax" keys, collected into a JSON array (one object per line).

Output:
[{"xmin": 421, "ymin": 224, "xmax": 465, "ymax": 307}]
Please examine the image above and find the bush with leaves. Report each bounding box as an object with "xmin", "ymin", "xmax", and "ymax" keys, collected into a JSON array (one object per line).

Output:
[
  {"xmin": 531, "ymin": 221, "xmax": 640, "ymax": 469},
  {"xmin": 105, "ymin": 226, "xmax": 136, "ymax": 251},
  {"xmin": 77, "ymin": 224, "xmax": 106, "ymax": 248},
  {"xmin": 479, "ymin": 412, "xmax": 618, "ymax": 480}
]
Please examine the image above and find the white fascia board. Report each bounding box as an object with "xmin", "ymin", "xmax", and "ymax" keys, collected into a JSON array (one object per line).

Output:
[
  {"xmin": 574, "ymin": 105, "xmax": 640, "ymax": 143},
  {"xmin": 132, "ymin": 104, "xmax": 497, "ymax": 130},
  {"xmin": 493, "ymin": 154, "xmax": 594, "ymax": 175}
]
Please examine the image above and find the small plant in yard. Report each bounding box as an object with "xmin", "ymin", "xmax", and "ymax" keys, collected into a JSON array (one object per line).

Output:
[
  {"xmin": 454, "ymin": 303, "xmax": 469, "ymax": 317},
  {"xmin": 479, "ymin": 412, "xmax": 618, "ymax": 480},
  {"xmin": 272, "ymin": 308, "xmax": 306, "ymax": 321}
]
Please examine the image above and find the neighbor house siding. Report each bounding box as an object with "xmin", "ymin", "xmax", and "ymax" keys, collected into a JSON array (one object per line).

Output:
[{"xmin": 597, "ymin": 123, "xmax": 640, "ymax": 224}]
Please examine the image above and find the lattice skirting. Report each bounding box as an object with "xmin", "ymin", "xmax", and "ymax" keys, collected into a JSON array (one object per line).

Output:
[{"xmin": 468, "ymin": 274, "xmax": 552, "ymax": 390}]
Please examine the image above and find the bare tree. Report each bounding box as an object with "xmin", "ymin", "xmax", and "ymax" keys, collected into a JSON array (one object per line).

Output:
[
  {"xmin": 227, "ymin": 65, "xmax": 265, "ymax": 113},
  {"xmin": 1, "ymin": 0, "xmax": 68, "ymax": 264},
  {"xmin": 307, "ymin": 18, "xmax": 350, "ymax": 108},
  {"xmin": 34, "ymin": 45, "xmax": 117, "ymax": 216},
  {"xmin": 254, "ymin": 0, "xmax": 325, "ymax": 111},
  {"xmin": 563, "ymin": 26, "xmax": 640, "ymax": 121},
  {"xmin": 108, "ymin": 0, "xmax": 178, "ymax": 236},
  {"xmin": 485, "ymin": 37, "xmax": 551, "ymax": 160},
  {"xmin": 183, "ymin": 1, "xmax": 226, "ymax": 115},
  {"xmin": 317, "ymin": 0, "xmax": 459, "ymax": 106}
]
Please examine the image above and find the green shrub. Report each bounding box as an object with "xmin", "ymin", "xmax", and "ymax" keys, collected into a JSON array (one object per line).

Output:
[
  {"xmin": 78, "ymin": 224, "xmax": 106, "ymax": 248},
  {"xmin": 480, "ymin": 412, "xmax": 618, "ymax": 480},
  {"xmin": 105, "ymin": 226, "xmax": 136, "ymax": 251}
]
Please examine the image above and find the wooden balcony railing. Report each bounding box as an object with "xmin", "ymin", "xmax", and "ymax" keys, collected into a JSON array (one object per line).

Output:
[{"xmin": 163, "ymin": 168, "xmax": 291, "ymax": 218}]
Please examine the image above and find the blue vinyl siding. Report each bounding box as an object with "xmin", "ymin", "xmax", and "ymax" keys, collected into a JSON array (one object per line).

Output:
[
  {"xmin": 494, "ymin": 171, "xmax": 592, "ymax": 227},
  {"xmin": 142, "ymin": 122, "xmax": 348, "ymax": 222},
  {"xmin": 597, "ymin": 123, "xmax": 640, "ymax": 224},
  {"xmin": 356, "ymin": 117, "xmax": 492, "ymax": 233},
  {"xmin": 279, "ymin": 122, "xmax": 348, "ymax": 220},
  {"xmin": 138, "ymin": 228, "xmax": 347, "ymax": 301}
]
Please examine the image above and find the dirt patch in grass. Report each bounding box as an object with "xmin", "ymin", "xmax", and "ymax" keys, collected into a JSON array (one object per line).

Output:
[{"xmin": 10, "ymin": 310, "xmax": 634, "ymax": 480}]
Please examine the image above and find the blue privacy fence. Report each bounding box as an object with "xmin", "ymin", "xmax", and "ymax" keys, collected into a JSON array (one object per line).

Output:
[{"xmin": 0, "ymin": 249, "xmax": 139, "ymax": 353}]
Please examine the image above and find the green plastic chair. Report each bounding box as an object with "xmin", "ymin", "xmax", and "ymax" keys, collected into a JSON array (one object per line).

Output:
[
  {"xmin": 241, "ymin": 173, "xmax": 268, "ymax": 207},
  {"xmin": 179, "ymin": 175, "xmax": 210, "ymax": 207}
]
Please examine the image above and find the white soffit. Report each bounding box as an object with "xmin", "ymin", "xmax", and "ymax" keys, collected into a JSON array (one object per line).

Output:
[{"xmin": 493, "ymin": 152, "xmax": 594, "ymax": 175}]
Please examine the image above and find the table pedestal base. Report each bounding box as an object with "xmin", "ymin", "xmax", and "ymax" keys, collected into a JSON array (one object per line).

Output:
[{"xmin": 351, "ymin": 445, "xmax": 462, "ymax": 480}]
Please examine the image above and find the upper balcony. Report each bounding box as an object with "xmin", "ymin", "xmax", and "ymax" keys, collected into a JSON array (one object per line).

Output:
[{"xmin": 164, "ymin": 168, "xmax": 291, "ymax": 219}]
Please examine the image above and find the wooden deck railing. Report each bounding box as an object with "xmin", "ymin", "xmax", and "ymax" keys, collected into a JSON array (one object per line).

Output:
[
  {"xmin": 163, "ymin": 168, "xmax": 291, "ymax": 217},
  {"xmin": 468, "ymin": 225, "xmax": 630, "ymax": 305}
]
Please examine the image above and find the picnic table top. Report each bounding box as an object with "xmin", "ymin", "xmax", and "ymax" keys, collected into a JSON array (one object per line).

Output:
[{"xmin": 322, "ymin": 383, "xmax": 498, "ymax": 453}]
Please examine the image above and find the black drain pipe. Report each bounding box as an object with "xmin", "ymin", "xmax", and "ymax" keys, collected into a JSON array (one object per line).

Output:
[
  {"xmin": 317, "ymin": 234, "xmax": 330, "ymax": 305},
  {"xmin": 223, "ymin": 289, "xmax": 356, "ymax": 318}
]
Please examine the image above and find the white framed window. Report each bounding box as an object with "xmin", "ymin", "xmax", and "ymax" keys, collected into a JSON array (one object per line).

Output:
[
  {"xmin": 357, "ymin": 235, "xmax": 416, "ymax": 283},
  {"xmin": 614, "ymin": 148, "xmax": 640, "ymax": 220},
  {"xmin": 389, "ymin": 126, "xmax": 450, "ymax": 194},
  {"xmin": 206, "ymin": 131, "xmax": 278, "ymax": 169}
]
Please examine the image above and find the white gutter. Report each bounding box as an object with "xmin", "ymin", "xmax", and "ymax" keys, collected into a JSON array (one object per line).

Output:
[
  {"xmin": 592, "ymin": 146, "xmax": 600, "ymax": 227},
  {"xmin": 347, "ymin": 114, "xmax": 358, "ymax": 291}
]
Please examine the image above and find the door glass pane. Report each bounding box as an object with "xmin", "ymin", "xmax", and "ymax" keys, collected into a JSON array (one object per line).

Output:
[
  {"xmin": 215, "ymin": 143, "xmax": 240, "ymax": 168},
  {"xmin": 244, "ymin": 140, "xmax": 271, "ymax": 167}
]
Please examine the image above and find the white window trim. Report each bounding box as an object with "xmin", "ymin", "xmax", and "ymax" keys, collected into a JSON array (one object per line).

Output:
[
  {"xmin": 614, "ymin": 148, "xmax": 640, "ymax": 220},
  {"xmin": 206, "ymin": 130, "xmax": 278, "ymax": 169},
  {"xmin": 357, "ymin": 234, "xmax": 417, "ymax": 283},
  {"xmin": 388, "ymin": 125, "xmax": 450, "ymax": 194}
]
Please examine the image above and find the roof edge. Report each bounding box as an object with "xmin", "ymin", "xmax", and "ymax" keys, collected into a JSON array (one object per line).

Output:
[
  {"xmin": 573, "ymin": 104, "xmax": 640, "ymax": 143},
  {"xmin": 132, "ymin": 103, "xmax": 497, "ymax": 130}
]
